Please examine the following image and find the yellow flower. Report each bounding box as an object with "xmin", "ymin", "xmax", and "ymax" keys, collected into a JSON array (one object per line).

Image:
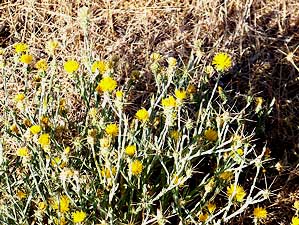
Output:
[
  {"xmin": 125, "ymin": 145, "xmax": 136, "ymax": 156},
  {"xmin": 131, "ymin": 160, "xmax": 143, "ymax": 176},
  {"xmin": 175, "ymin": 89, "xmax": 187, "ymax": 101},
  {"xmin": 187, "ymin": 84, "xmax": 196, "ymax": 94},
  {"xmin": 150, "ymin": 52, "xmax": 162, "ymax": 61},
  {"xmin": 96, "ymin": 77, "xmax": 117, "ymax": 93},
  {"xmin": 64, "ymin": 60, "xmax": 79, "ymax": 73},
  {"xmin": 105, "ymin": 124, "xmax": 118, "ymax": 137},
  {"xmin": 30, "ymin": 125, "xmax": 42, "ymax": 135},
  {"xmin": 219, "ymin": 171, "xmax": 233, "ymax": 181},
  {"xmin": 292, "ymin": 216, "xmax": 299, "ymax": 225},
  {"xmin": 100, "ymin": 137, "xmax": 111, "ymax": 148},
  {"xmin": 204, "ymin": 128, "xmax": 218, "ymax": 142},
  {"xmin": 38, "ymin": 201, "xmax": 47, "ymax": 211},
  {"xmin": 170, "ymin": 130, "xmax": 180, "ymax": 141},
  {"xmin": 227, "ymin": 184, "xmax": 246, "ymax": 202},
  {"xmin": 0, "ymin": 48, "xmax": 5, "ymax": 55},
  {"xmin": 212, "ymin": 52, "xmax": 232, "ymax": 72},
  {"xmin": 10, "ymin": 124, "xmax": 19, "ymax": 134},
  {"xmin": 16, "ymin": 147, "xmax": 29, "ymax": 157},
  {"xmin": 101, "ymin": 167, "xmax": 116, "ymax": 178},
  {"xmin": 51, "ymin": 195, "xmax": 70, "ymax": 213},
  {"xmin": 115, "ymin": 90, "xmax": 123, "ymax": 100},
  {"xmin": 35, "ymin": 59, "xmax": 48, "ymax": 72},
  {"xmin": 20, "ymin": 54, "xmax": 33, "ymax": 64},
  {"xmin": 167, "ymin": 57, "xmax": 177, "ymax": 67},
  {"xmin": 23, "ymin": 118, "xmax": 32, "ymax": 127},
  {"xmin": 16, "ymin": 190, "xmax": 26, "ymax": 200},
  {"xmin": 38, "ymin": 133, "xmax": 50, "ymax": 148},
  {"xmin": 135, "ymin": 108, "xmax": 149, "ymax": 122},
  {"xmin": 294, "ymin": 200, "xmax": 299, "ymax": 210},
  {"xmin": 162, "ymin": 96, "xmax": 176, "ymax": 108},
  {"xmin": 72, "ymin": 210, "xmax": 87, "ymax": 223},
  {"xmin": 207, "ymin": 202, "xmax": 216, "ymax": 214},
  {"xmin": 198, "ymin": 213, "xmax": 208, "ymax": 222},
  {"xmin": 14, "ymin": 93, "xmax": 25, "ymax": 102},
  {"xmin": 14, "ymin": 42, "xmax": 28, "ymax": 54},
  {"xmin": 54, "ymin": 216, "xmax": 67, "ymax": 225},
  {"xmin": 253, "ymin": 207, "xmax": 267, "ymax": 220},
  {"xmin": 91, "ymin": 60, "xmax": 108, "ymax": 74},
  {"xmin": 46, "ymin": 40, "xmax": 59, "ymax": 55}
]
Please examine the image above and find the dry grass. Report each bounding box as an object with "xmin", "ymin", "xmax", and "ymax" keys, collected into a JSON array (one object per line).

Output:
[{"xmin": 1, "ymin": 0, "xmax": 299, "ymax": 224}]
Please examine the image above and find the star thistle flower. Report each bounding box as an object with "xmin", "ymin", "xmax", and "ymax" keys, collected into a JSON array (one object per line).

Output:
[
  {"xmin": 212, "ymin": 52, "xmax": 232, "ymax": 72},
  {"xmin": 135, "ymin": 108, "xmax": 149, "ymax": 122},
  {"xmin": 72, "ymin": 210, "xmax": 87, "ymax": 223},
  {"xmin": 125, "ymin": 145, "xmax": 136, "ymax": 156},
  {"xmin": 227, "ymin": 184, "xmax": 246, "ymax": 202},
  {"xmin": 96, "ymin": 77, "xmax": 117, "ymax": 93},
  {"xmin": 91, "ymin": 60, "xmax": 108, "ymax": 74},
  {"xmin": 131, "ymin": 160, "xmax": 143, "ymax": 176},
  {"xmin": 14, "ymin": 93, "xmax": 25, "ymax": 102},
  {"xmin": 253, "ymin": 207, "xmax": 267, "ymax": 220},
  {"xmin": 35, "ymin": 59, "xmax": 48, "ymax": 72},
  {"xmin": 162, "ymin": 96, "xmax": 176, "ymax": 108},
  {"xmin": 175, "ymin": 89, "xmax": 187, "ymax": 101},
  {"xmin": 64, "ymin": 60, "xmax": 79, "ymax": 73},
  {"xmin": 105, "ymin": 124, "xmax": 118, "ymax": 137},
  {"xmin": 51, "ymin": 195, "xmax": 70, "ymax": 213},
  {"xmin": 14, "ymin": 42, "xmax": 28, "ymax": 54},
  {"xmin": 16, "ymin": 147, "xmax": 29, "ymax": 157},
  {"xmin": 204, "ymin": 128, "xmax": 218, "ymax": 142},
  {"xmin": 30, "ymin": 125, "xmax": 42, "ymax": 135},
  {"xmin": 38, "ymin": 133, "xmax": 50, "ymax": 148},
  {"xmin": 20, "ymin": 54, "xmax": 33, "ymax": 64},
  {"xmin": 292, "ymin": 216, "xmax": 299, "ymax": 225}
]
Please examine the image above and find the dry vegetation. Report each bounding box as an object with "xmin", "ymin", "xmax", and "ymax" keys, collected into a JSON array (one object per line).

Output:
[{"xmin": 0, "ymin": 0, "xmax": 298, "ymax": 224}]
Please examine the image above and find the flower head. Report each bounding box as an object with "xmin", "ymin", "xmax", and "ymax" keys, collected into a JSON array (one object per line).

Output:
[
  {"xmin": 167, "ymin": 57, "xmax": 177, "ymax": 67},
  {"xmin": 135, "ymin": 108, "xmax": 149, "ymax": 122},
  {"xmin": 115, "ymin": 90, "xmax": 123, "ymax": 100},
  {"xmin": 96, "ymin": 77, "xmax": 117, "ymax": 92},
  {"xmin": 35, "ymin": 59, "xmax": 48, "ymax": 72},
  {"xmin": 101, "ymin": 167, "xmax": 116, "ymax": 178},
  {"xmin": 125, "ymin": 145, "xmax": 136, "ymax": 156},
  {"xmin": 105, "ymin": 124, "xmax": 118, "ymax": 137},
  {"xmin": 204, "ymin": 128, "xmax": 218, "ymax": 142},
  {"xmin": 131, "ymin": 160, "xmax": 143, "ymax": 176},
  {"xmin": 91, "ymin": 60, "xmax": 108, "ymax": 74},
  {"xmin": 292, "ymin": 216, "xmax": 299, "ymax": 225},
  {"xmin": 212, "ymin": 52, "xmax": 232, "ymax": 72},
  {"xmin": 16, "ymin": 147, "xmax": 29, "ymax": 157},
  {"xmin": 14, "ymin": 42, "xmax": 28, "ymax": 54},
  {"xmin": 227, "ymin": 184, "xmax": 246, "ymax": 202},
  {"xmin": 38, "ymin": 133, "xmax": 50, "ymax": 148},
  {"xmin": 170, "ymin": 130, "xmax": 181, "ymax": 141},
  {"xmin": 207, "ymin": 202, "xmax": 216, "ymax": 214},
  {"xmin": 16, "ymin": 190, "xmax": 26, "ymax": 200},
  {"xmin": 30, "ymin": 125, "xmax": 42, "ymax": 135},
  {"xmin": 162, "ymin": 96, "xmax": 176, "ymax": 108},
  {"xmin": 20, "ymin": 54, "xmax": 33, "ymax": 64},
  {"xmin": 64, "ymin": 60, "xmax": 79, "ymax": 73},
  {"xmin": 72, "ymin": 210, "xmax": 86, "ymax": 223},
  {"xmin": 14, "ymin": 93, "xmax": 25, "ymax": 102},
  {"xmin": 150, "ymin": 52, "xmax": 162, "ymax": 62},
  {"xmin": 175, "ymin": 89, "xmax": 187, "ymax": 101},
  {"xmin": 51, "ymin": 195, "xmax": 70, "ymax": 213},
  {"xmin": 253, "ymin": 207, "xmax": 267, "ymax": 220}
]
